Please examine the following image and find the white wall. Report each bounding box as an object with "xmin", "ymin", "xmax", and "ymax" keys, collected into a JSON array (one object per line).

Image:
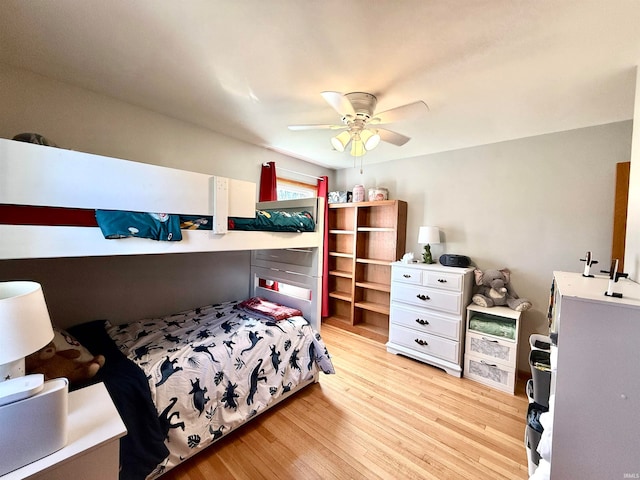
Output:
[
  {"xmin": 0, "ymin": 64, "xmax": 334, "ymax": 326},
  {"xmin": 336, "ymin": 121, "xmax": 632, "ymax": 369},
  {"xmin": 625, "ymin": 67, "xmax": 640, "ymax": 281}
]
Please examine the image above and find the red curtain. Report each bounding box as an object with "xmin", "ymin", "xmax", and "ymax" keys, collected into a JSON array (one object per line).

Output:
[
  {"xmin": 259, "ymin": 162, "xmax": 277, "ymax": 202},
  {"xmin": 259, "ymin": 162, "xmax": 279, "ymax": 291},
  {"xmin": 317, "ymin": 176, "xmax": 329, "ymax": 318}
]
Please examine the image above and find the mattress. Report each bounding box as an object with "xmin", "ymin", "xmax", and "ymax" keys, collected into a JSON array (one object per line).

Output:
[{"xmin": 105, "ymin": 299, "xmax": 334, "ymax": 477}]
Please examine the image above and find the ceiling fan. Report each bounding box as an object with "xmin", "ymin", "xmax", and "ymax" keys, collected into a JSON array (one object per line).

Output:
[{"xmin": 288, "ymin": 91, "xmax": 429, "ymax": 159}]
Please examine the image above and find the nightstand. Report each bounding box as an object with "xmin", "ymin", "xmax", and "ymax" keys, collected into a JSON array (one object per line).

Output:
[
  {"xmin": 2, "ymin": 382, "xmax": 127, "ymax": 480},
  {"xmin": 387, "ymin": 262, "xmax": 474, "ymax": 377},
  {"xmin": 463, "ymin": 304, "xmax": 522, "ymax": 394}
]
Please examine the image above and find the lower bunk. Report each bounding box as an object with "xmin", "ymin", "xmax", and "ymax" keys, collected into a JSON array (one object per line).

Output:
[{"xmin": 65, "ymin": 298, "xmax": 335, "ymax": 479}]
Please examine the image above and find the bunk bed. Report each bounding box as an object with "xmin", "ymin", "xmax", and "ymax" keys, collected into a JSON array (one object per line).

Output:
[{"xmin": 0, "ymin": 138, "xmax": 332, "ymax": 479}]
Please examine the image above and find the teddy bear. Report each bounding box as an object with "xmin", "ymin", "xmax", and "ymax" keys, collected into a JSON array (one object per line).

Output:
[
  {"xmin": 471, "ymin": 268, "xmax": 532, "ymax": 312},
  {"xmin": 25, "ymin": 340, "xmax": 105, "ymax": 386}
]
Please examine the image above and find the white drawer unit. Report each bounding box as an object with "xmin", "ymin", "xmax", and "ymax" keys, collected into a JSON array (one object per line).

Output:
[
  {"xmin": 463, "ymin": 304, "xmax": 522, "ymax": 394},
  {"xmin": 387, "ymin": 262, "xmax": 473, "ymax": 377}
]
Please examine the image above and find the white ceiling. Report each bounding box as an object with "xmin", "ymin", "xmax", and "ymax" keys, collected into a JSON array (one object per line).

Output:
[{"xmin": 1, "ymin": 1, "xmax": 639, "ymax": 170}]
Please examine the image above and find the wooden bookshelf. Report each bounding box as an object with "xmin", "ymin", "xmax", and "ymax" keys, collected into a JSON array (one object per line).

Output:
[{"xmin": 324, "ymin": 200, "xmax": 407, "ymax": 342}]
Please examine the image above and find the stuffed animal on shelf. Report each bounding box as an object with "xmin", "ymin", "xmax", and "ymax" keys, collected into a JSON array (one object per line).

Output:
[
  {"xmin": 471, "ymin": 268, "xmax": 532, "ymax": 312},
  {"xmin": 25, "ymin": 331, "xmax": 105, "ymax": 386}
]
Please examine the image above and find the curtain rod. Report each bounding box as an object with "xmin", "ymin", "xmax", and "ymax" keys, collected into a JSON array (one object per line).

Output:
[{"xmin": 263, "ymin": 163, "xmax": 325, "ymax": 181}]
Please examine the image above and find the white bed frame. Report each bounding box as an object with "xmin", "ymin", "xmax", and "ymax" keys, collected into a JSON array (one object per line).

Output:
[
  {"xmin": 0, "ymin": 138, "xmax": 325, "ymax": 330},
  {"xmin": 0, "ymin": 138, "xmax": 323, "ymax": 260}
]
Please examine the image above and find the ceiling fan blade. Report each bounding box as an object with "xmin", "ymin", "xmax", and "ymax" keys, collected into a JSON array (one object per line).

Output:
[
  {"xmin": 288, "ymin": 124, "xmax": 346, "ymax": 131},
  {"xmin": 321, "ymin": 91, "xmax": 356, "ymax": 117},
  {"xmin": 371, "ymin": 100, "xmax": 429, "ymax": 124},
  {"xmin": 377, "ymin": 128, "xmax": 411, "ymax": 146}
]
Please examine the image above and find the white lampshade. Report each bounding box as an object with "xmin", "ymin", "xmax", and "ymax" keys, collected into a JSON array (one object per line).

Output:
[
  {"xmin": 360, "ymin": 128, "xmax": 381, "ymax": 150},
  {"xmin": 331, "ymin": 130, "xmax": 352, "ymax": 152},
  {"xmin": 0, "ymin": 281, "xmax": 54, "ymax": 379},
  {"xmin": 418, "ymin": 226, "xmax": 440, "ymax": 245}
]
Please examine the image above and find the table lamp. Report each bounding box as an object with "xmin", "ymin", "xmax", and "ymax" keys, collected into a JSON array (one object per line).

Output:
[
  {"xmin": 0, "ymin": 281, "xmax": 69, "ymax": 476},
  {"xmin": 0, "ymin": 281, "xmax": 54, "ymax": 382},
  {"xmin": 418, "ymin": 226, "xmax": 441, "ymax": 264}
]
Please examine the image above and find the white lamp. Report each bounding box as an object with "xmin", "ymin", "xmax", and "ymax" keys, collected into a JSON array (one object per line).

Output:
[
  {"xmin": 331, "ymin": 130, "xmax": 351, "ymax": 152},
  {"xmin": 418, "ymin": 226, "xmax": 441, "ymax": 264},
  {"xmin": 0, "ymin": 281, "xmax": 70, "ymax": 476},
  {"xmin": 360, "ymin": 128, "xmax": 381, "ymax": 150},
  {"xmin": 0, "ymin": 281, "xmax": 54, "ymax": 381}
]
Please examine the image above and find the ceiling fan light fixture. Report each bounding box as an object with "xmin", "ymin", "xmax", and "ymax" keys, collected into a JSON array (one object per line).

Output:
[
  {"xmin": 350, "ymin": 137, "xmax": 366, "ymax": 157},
  {"xmin": 361, "ymin": 128, "xmax": 381, "ymax": 151},
  {"xmin": 331, "ymin": 130, "xmax": 351, "ymax": 152}
]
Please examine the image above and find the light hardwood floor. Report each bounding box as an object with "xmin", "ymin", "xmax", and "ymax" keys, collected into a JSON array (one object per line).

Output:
[{"xmin": 162, "ymin": 324, "xmax": 530, "ymax": 480}]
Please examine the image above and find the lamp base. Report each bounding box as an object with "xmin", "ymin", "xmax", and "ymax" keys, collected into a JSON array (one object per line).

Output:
[
  {"xmin": 422, "ymin": 245, "xmax": 434, "ymax": 264},
  {"xmin": 0, "ymin": 357, "xmax": 25, "ymax": 382}
]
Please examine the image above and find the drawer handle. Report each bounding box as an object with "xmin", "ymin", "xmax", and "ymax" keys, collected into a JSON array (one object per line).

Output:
[
  {"xmin": 414, "ymin": 338, "xmax": 429, "ymax": 346},
  {"xmin": 481, "ymin": 336, "xmax": 499, "ymax": 343},
  {"xmin": 437, "ymin": 278, "xmax": 447, "ymax": 283},
  {"xmin": 403, "ymin": 274, "xmax": 412, "ymax": 278},
  {"xmin": 415, "ymin": 318, "xmax": 430, "ymax": 326},
  {"xmin": 416, "ymin": 294, "xmax": 430, "ymax": 301},
  {"xmin": 480, "ymin": 360, "xmax": 498, "ymax": 368}
]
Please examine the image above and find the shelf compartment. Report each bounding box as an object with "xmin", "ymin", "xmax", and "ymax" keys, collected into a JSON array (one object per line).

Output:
[
  {"xmin": 328, "ymin": 204, "xmax": 355, "ymax": 231},
  {"xmin": 328, "ymin": 297, "xmax": 352, "ymax": 323},
  {"xmin": 329, "ymin": 230, "xmax": 354, "ymax": 256},
  {"xmin": 356, "ymin": 230, "xmax": 397, "ymax": 262},
  {"xmin": 355, "ymin": 200, "xmax": 400, "ymax": 229},
  {"xmin": 353, "ymin": 308, "xmax": 389, "ymax": 339},
  {"xmin": 329, "ymin": 256, "xmax": 353, "ymax": 277},
  {"xmin": 356, "ymin": 262, "xmax": 391, "ymax": 286}
]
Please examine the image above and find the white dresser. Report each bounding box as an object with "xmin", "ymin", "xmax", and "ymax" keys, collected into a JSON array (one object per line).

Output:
[{"xmin": 387, "ymin": 262, "xmax": 474, "ymax": 377}]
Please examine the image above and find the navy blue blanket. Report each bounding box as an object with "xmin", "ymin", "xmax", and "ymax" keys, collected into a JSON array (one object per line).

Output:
[{"xmin": 68, "ymin": 321, "xmax": 169, "ymax": 480}]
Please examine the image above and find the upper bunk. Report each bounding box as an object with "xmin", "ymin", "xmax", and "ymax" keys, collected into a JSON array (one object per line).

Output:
[{"xmin": 0, "ymin": 138, "xmax": 324, "ymax": 261}]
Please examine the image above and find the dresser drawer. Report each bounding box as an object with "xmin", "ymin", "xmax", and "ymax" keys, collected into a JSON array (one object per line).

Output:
[
  {"xmin": 465, "ymin": 331, "xmax": 517, "ymax": 366},
  {"xmin": 389, "ymin": 324, "xmax": 459, "ymax": 363},
  {"xmin": 423, "ymin": 271, "xmax": 463, "ymax": 292},
  {"xmin": 464, "ymin": 354, "xmax": 516, "ymax": 394},
  {"xmin": 392, "ymin": 266, "xmax": 422, "ymax": 285},
  {"xmin": 393, "ymin": 284, "xmax": 463, "ymax": 315},
  {"xmin": 390, "ymin": 304, "xmax": 460, "ymax": 341}
]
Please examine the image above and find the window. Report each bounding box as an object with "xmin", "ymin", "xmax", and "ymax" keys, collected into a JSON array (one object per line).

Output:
[{"xmin": 276, "ymin": 177, "xmax": 316, "ymax": 200}]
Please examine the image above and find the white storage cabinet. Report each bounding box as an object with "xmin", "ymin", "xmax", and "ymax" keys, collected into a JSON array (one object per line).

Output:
[{"xmin": 463, "ymin": 304, "xmax": 522, "ymax": 394}]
